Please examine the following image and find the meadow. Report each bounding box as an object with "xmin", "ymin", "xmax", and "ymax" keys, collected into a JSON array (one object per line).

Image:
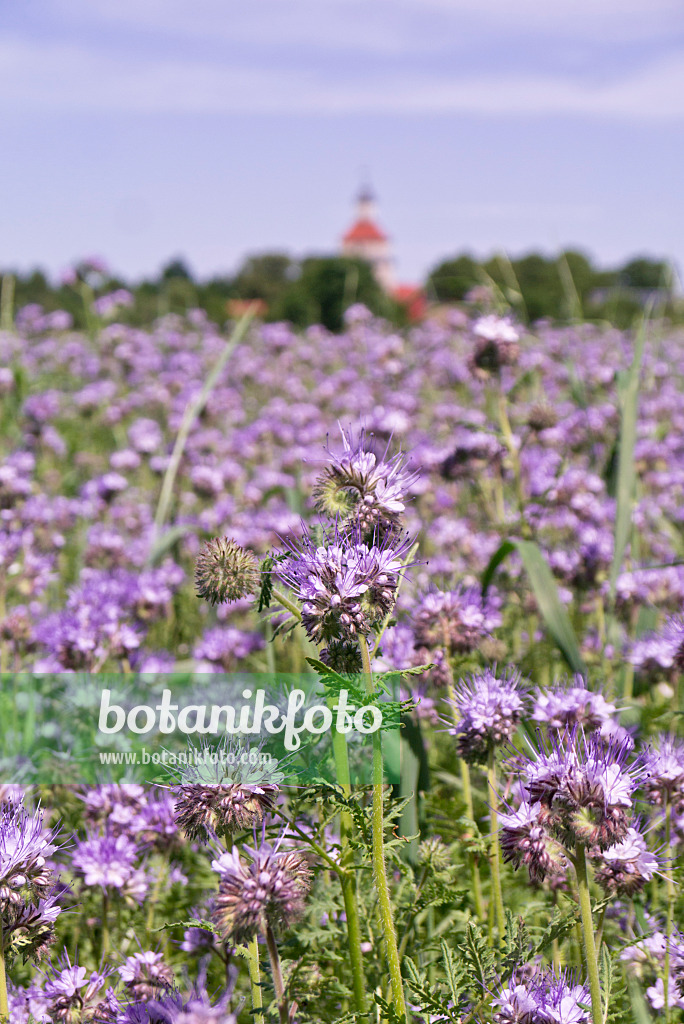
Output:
[{"xmin": 1, "ymin": 292, "xmax": 684, "ymax": 1023}]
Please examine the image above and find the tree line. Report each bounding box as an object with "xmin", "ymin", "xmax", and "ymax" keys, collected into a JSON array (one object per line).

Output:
[{"xmin": 1, "ymin": 248, "xmax": 678, "ymax": 333}]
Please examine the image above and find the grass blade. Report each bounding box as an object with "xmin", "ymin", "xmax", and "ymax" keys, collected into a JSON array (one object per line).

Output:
[
  {"xmin": 482, "ymin": 539, "xmax": 585, "ymax": 674},
  {"xmin": 153, "ymin": 307, "xmax": 255, "ymax": 536},
  {"xmin": 608, "ymin": 308, "xmax": 651, "ymax": 598}
]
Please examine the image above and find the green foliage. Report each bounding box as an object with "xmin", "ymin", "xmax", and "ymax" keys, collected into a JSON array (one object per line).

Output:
[
  {"xmin": 427, "ymin": 254, "xmax": 481, "ymax": 301},
  {"xmin": 274, "ymin": 256, "xmax": 390, "ymax": 331}
]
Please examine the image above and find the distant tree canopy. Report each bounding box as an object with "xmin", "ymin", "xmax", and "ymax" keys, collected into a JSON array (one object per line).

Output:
[
  {"xmin": 427, "ymin": 250, "xmax": 674, "ymax": 327},
  {"xmin": 274, "ymin": 256, "xmax": 390, "ymax": 332},
  {"xmin": 1, "ymin": 248, "xmax": 677, "ymax": 332}
]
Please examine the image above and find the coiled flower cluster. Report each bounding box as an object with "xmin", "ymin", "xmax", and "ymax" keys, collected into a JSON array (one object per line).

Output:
[{"xmin": 212, "ymin": 834, "xmax": 311, "ymax": 945}]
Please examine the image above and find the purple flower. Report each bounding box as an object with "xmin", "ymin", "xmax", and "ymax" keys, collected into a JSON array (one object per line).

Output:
[
  {"xmin": 630, "ymin": 616, "xmax": 684, "ymax": 674},
  {"xmin": 493, "ymin": 968, "xmax": 590, "ymax": 1023},
  {"xmin": 0, "ymin": 802, "xmax": 58, "ymax": 909},
  {"xmin": 593, "ymin": 825, "xmax": 660, "ymax": 896},
  {"xmin": 312, "ymin": 427, "xmax": 418, "ymax": 536},
  {"xmin": 119, "ymin": 951, "xmax": 174, "ymax": 1002},
  {"xmin": 212, "ymin": 831, "xmax": 310, "ymax": 944},
  {"xmin": 276, "ymin": 524, "xmax": 411, "ymax": 647},
  {"xmin": 411, "ymin": 586, "xmax": 501, "ymax": 655},
  {"xmin": 642, "ymin": 735, "xmax": 684, "ymax": 807},
  {"xmin": 511, "ymin": 728, "xmax": 645, "ymax": 849},
  {"xmin": 446, "ymin": 667, "xmax": 527, "ymax": 762},
  {"xmin": 72, "ymin": 832, "xmax": 140, "ymax": 892},
  {"xmin": 499, "ymin": 798, "xmax": 567, "ymax": 884}
]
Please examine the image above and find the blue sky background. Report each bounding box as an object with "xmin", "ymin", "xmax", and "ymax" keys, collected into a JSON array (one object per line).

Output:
[{"xmin": 1, "ymin": 0, "xmax": 683, "ymax": 284}]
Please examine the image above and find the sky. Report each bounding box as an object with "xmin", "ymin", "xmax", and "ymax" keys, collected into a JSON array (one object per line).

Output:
[{"xmin": 1, "ymin": 0, "xmax": 683, "ymax": 285}]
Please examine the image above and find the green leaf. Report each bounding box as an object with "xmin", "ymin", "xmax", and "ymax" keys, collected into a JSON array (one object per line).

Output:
[
  {"xmin": 441, "ymin": 940, "xmax": 467, "ymax": 1006},
  {"xmin": 147, "ymin": 523, "xmax": 200, "ymax": 566},
  {"xmin": 609, "ymin": 311, "xmax": 650, "ymax": 597},
  {"xmin": 482, "ymin": 538, "xmax": 585, "ymax": 674},
  {"xmin": 599, "ymin": 946, "xmax": 614, "ymax": 1024},
  {"xmin": 626, "ymin": 977, "xmax": 654, "ymax": 1024}
]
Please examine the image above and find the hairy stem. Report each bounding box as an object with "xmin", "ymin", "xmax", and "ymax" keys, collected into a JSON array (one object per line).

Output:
[
  {"xmin": 574, "ymin": 842, "xmax": 603, "ymax": 1024},
  {"xmin": 266, "ymin": 925, "xmax": 289, "ymax": 1024},
  {"xmin": 446, "ymin": 671, "xmax": 484, "ymax": 922},
  {"xmin": 329, "ymin": 693, "xmax": 368, "ymax": 1014},
  {"xmin": 248, "ymin": 934, "xmax": 265, "ymax": 1024},
  {"xmin": 0, "ymin": 916, "xmax": 8, "ymax": 1023},
  {"xmin": 361, "ymin": 639, "xmax": 408, "ymax": 1023},
  {"xmin": 487, "ymin": 748, "xmax": 506, "ymax": 941},
  {"xmin": 270, "ymin": 587, "xmax": 303, "ymax": 622},
  {"xmin": 101, "ymin": 891, "xmax": 110, "ymax": 959},
  {"xmin": 665, "ymin": 796, "xmax": 675, "ymax": 1024}
]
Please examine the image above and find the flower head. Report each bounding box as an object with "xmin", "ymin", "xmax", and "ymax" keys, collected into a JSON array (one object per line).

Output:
[
  {"xmin": 411, "ymin": 587, "xmax": 501, "ymax": 655},
  {"xmin": 212, "ymin": 831, "xmax": 310, "ymax": 944},
  {"xmin": 499, "ymin": 799, "xmax": 567, "ymax": 885},
  {"xmin": 511, "ymin": 728, "xmax": 644, "ymax": 849},
  {"xmin": 0, "ymin": 802, "xmax": 58, "ymax": 911},
  {"xmin": 119, "ymin": 951, "xmax": 174, "ymax": 1002},
  {"xmin": 493, "ymin": 968, "xmax": 590, "ymax": 1023},
  {"xmin": 642, "ymin": 736, "xmax": 684, "ymax": 808},
  {"xmin": 446, "ymin": 668, "xmax": 527, "ymax": 762},
  {"xmin": 312, "ymin": 428, "xmax": 417, "ymax": 537},
  {"xmin": 276, "ymin": 524, "xmax": 411, "ymax": 648},
  {"xmin": 593, "ymin": 825, "xmax": 659, "ymax": 896},
  {"xmin": 194, "ymin": 538, "xmax": 260, "ymax": 606}
]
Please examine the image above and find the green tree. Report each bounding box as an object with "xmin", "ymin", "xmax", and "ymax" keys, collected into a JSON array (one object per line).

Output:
[
  {"xmin": 274, "ymin": 256, "xmax": 389, "ymax": 332},
  {"xmin": 232, "ymin": 252, "xmax": 296, "ymax": 307},
  {"xmin": 619, "ymin": 257, "xmax": 670, "ymax": 290},
  {"xmin": 427, "ymin": 254, "xmax": 481, "ymax": 302},
  {"xmin": 161, "ymin": 257, "xmax": 194, "ymax": 281}
]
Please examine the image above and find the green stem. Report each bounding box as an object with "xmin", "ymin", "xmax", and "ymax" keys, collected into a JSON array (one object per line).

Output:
[
  {"xmin": 101, "ymin": 891, "xmax": 110, "ymax": 959},
  {"xmin": 328, "ymin": 691, "xmax": 368, "ymax": 1015},
  {"xmin": 487, "ymin": 749, "xmax": 505, "ymax": 941},
  {"xmin": 497, "ymin": 386, "xmax": 525, "ymax": 516},
  {"xmin": 265, "ymin": 925, "xmax": 289, "ymax": 1024},
  {"xmin": 0, "ymin": 916, "xmax": 8, "ymax": 1023},
  {"xmin": 665, "ymin": 796, "xmax": 674, "ymax": 1024},
  {"xmin": 270, "ymin": 587, "xmax": 303, "ymax": 622},
  {"xmin": 574, "ymin": 843, "xmax": 603, "ymax": 1024},
  {"xmin": 247, "ymin": 934, "xmax": 265, "ymax": 1024},
  {"xmin": 446, "ymin": 674, "xmax": 484, "ymax": 923},
  {"xmin": 100, "ymin": 892, "xmax": 110, "ymax": 962},
  {"xmin": 361, "ymin": 640, "xmax": 408, "ymax": 1023}
]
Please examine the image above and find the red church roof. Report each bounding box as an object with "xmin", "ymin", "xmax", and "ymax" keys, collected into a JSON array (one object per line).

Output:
[{"xmin": 342, "ymin": 218, "xmax": 388, "ymax": 244}]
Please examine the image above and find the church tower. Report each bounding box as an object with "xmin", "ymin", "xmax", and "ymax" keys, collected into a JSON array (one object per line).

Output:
[{"xmin": 341, "ymin": 186, "xmax": 395, "ymax": 292}]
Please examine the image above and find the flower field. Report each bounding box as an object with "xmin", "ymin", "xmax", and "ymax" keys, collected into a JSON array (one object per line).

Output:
[{"xmin": 1, "ymin": 297, "xmax": 684, "ymax": 1022}]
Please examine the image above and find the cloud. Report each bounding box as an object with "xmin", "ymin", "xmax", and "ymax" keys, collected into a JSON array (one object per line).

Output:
[
  {"xmin": 49, "ymin": 0, "xmax": 684, "ymax": 53},
  {"xmin": 2, "ymin": 34, "xmax": 684, "ymax": 119}
]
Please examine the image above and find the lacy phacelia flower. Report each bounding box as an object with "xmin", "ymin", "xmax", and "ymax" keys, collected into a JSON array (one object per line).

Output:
[
  {"xmin": 71, "ymin": 832, "xmax": 140, "ymax": 892},
  {"xmin": 532, "ymin": 676, "xmax": 630, "ymax": 746},
  {"xmin": 493, "ymin": 968, "xmax": 590, "ymax": 1023},
  {"xmin": 276, "ymin": 526, "xmax": 410, "ymax": 647},
  {"xmin": 42, "ymin": 954, "xmax": 118, "ymax": 1022},
  {"xmin": 118, "ymin": 951, "xmax": 174, "ymax": 1002},
  {"xmin": 194, "ymin": 538, "xmax": 260, "ymax": 606},
  {"xmin": 411, "ymin": 586, "xmax": 500, "ymax": 656},
  {"xmin": 593, "ymin": 825, "xmax": 659, "ymax": 896},
  {"xmin": 312, "ymin": 428, "xmax": 417, "ymax": 536},
  {"xmin": 446, "ymin": 668, "xmax": 526, "ymax": 762},
  {"xmin": 174, "ymin": 783, "xmax": 277, "ymax": 842},
  {"xmin": 642, "ymin": 736, "xmax": 684, "ymax": 809},
  {"xmin": 0, "ymin": 802, "xmax": 58, "ymax": 911},
  {"xmin": 470, "ymin": 315, "xmax": 521, "ymax": 378},
  {"xmin": 512, "ymin": 728, "xmax": 644, "ymax": 850},
  {"xmin": 212, "ymin": 835, "xmax": 310, "ymax": 944},
  {"xmin": 499, "ymin": 799, "xmax": 567, "ymax": 885},
  {"xmin": 629, "ymin": 615, "xmax": 684, "ymax": 675}
]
